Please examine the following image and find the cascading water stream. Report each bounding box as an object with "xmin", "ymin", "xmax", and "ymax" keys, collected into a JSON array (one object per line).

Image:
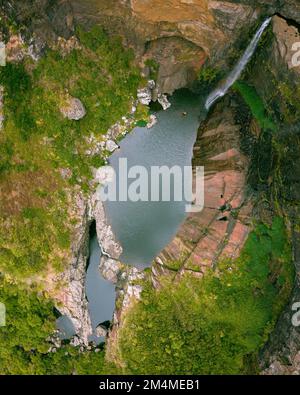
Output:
[{"xmin": 205, "ymin": 17, "xmax": 272, "ymax": 110}]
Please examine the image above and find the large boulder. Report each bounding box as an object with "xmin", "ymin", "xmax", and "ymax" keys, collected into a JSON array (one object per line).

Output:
[
  {"xmin": 60, "ymin": 97, "xmax": 86, "ymax": 120},
  {"xmin": 69, "ymin": 1, "xmax": 300, "ymax": 93}
]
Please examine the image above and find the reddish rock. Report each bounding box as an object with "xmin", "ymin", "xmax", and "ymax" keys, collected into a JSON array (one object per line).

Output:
[{"xmin": 154, "ymin": 99, "xmax": 253, "ymax": 275}]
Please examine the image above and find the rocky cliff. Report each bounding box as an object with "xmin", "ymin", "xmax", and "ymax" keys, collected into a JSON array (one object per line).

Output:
[
  {"xmin": 69, "ymin": 0, "xmax": 257, "ymax": 92},
  {"xmin": 69, "ymin": 0, "xmax": 300, "ymax": 93},
  {"xmin": 2, "ymin": 1, "xmax": 299, "ymax": 94},
  {"xmin": 246, "ymin": 15, "xmax": 300, "ymax": 375}
]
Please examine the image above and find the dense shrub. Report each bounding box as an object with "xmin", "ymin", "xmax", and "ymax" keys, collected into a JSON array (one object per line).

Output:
[
  {"xmin": 0, "ymin": 277, "xmax": 106, "ymax": 374},
  {"xmin": 117, "ymin": 218, "xmax": 294, "ymax": 374}
]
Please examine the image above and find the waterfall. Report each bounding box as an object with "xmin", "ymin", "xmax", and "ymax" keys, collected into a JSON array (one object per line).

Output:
[{"xmin": 205, "ymin": 17, "xmax": 272, "ymax": 110}]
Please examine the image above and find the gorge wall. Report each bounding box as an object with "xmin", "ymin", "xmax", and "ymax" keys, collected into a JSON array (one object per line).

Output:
[
  {"xmin": 248, "ymin": 15, "xmax": 300, "ymax": 375},
  {"xmin": 69, "ymin": 0, "xmax": 300, "ymax": 93},
  {"xmin": 2, "ymin": 0, "xmax": 300, "ymax": 374}
]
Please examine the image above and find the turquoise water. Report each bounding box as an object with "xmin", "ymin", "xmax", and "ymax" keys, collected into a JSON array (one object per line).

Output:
[
  {"xmin": 58, "ymin": 90, "xmax": 203, "ymax": 339},
  {"xmin": 105, "ymin": 90, "xmax": 203, "ymax": 267},
  {"xmin": 86, "ymin": 233, "xmax": 116, "ymax": 332},
  {"xmin": 56, "ymin": 315, "xmax": 76, "ymax": 340}
]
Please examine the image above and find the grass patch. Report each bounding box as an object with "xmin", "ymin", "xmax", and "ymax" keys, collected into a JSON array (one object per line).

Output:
[
  {"xmin": 196, "ymin": 65, "xmax": 223, "ymax": 93},
  {"xmin": 233, "ymin": 81, "xmax": 276, "ymax": 131},
  {"xmin": 136, "ymin": 120, "xmax": 147, "ymax": 127}
]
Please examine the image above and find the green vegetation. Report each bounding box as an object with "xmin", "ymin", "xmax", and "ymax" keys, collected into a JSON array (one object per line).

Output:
[
  {"xmin": 0, "ymin": 276, "xmax": 107, "ymax": 374},
  {"xmin": 277, "ymin": 81, "xmax": 300, "ymax": 124},
  {"xmin": 197, "ymin": 66, "xmax": 219, "ymax": 84},
  {"xmin": 0, "ymin": 26, "xmax": 142, "ymax": 278},
  {"xmin": 0, "ymin": 26, "xmax": 144, "ymax": 374},
  {"xmin": 0, "ymin": 15, "xmax": 296, "ymax": 376},
  {"xmin": 226, "ymin": 16, "xmax": 273, "ymax": 75},
  {"xmin": 233, "ymin": 81, "xmax": 276, "ymax": 131},
  {"xmin": 0, "ymin": 27, "xmax": 141, "ymax": 182},
  {"xmin": 0, "ymin": 204, "xmax": 70, "ymax": 277},
  {"xmin": 136, "ymin": 120, "xmax": 148, "ymax": 127},
  {"xmin": 197, "ymin": 65, "xmax": 221, "ymax": 91},
  {"xmin": 117, "ymin": 218, "xmax": 293, "ymax": 374},
  {"xmin": 145, "ymin": 59, "xmax": 159, "ymax": 81},
  {"xmin": 235, "ymin": 19, "xmax": 300, "ymax": 127}
]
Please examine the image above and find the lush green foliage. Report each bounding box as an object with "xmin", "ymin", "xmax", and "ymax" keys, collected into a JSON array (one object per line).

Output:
[
  {"xmin": 0, "ymin": 26, "xmax": 141, "ymax": 181},
  {"xmin": 197, "ymin": 66, "xmax": 219, "ymax": 84},
  {"xmin": 117, "ymin": 218, "xmax": 293, "ymax": 374},
  {"xmin": 0, "ymin": 26, "xmax": 142, "ymax": 278},
  {"xmin": 0, "ymin": 205, "xmax": 69, "ymax": 276},
  {"xmin": 0, "ymin": 26, "xmax": 143, "ymax": 374},
  {"xmin": 136, "ymin": 120, "xmax": 148, "ymax": 127},
  {"xmin": 277, "ymin": 81, "xmax": 300, "ymax": 124},
  {"xmin": 233, "ymin": 81, "xmax": 276, "ymax": 131},
  {"xmin": 197, "ymin": 65, "xmax": 221, "ymax": 92},
  {"xmin": 0, "ymin": 276, "xmax": 107, "ymax": 374}
]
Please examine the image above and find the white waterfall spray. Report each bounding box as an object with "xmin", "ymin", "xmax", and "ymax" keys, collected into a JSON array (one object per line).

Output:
[{"xmin": 205, "ymin": 17, "xmax": 272, "ymax": 110}]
